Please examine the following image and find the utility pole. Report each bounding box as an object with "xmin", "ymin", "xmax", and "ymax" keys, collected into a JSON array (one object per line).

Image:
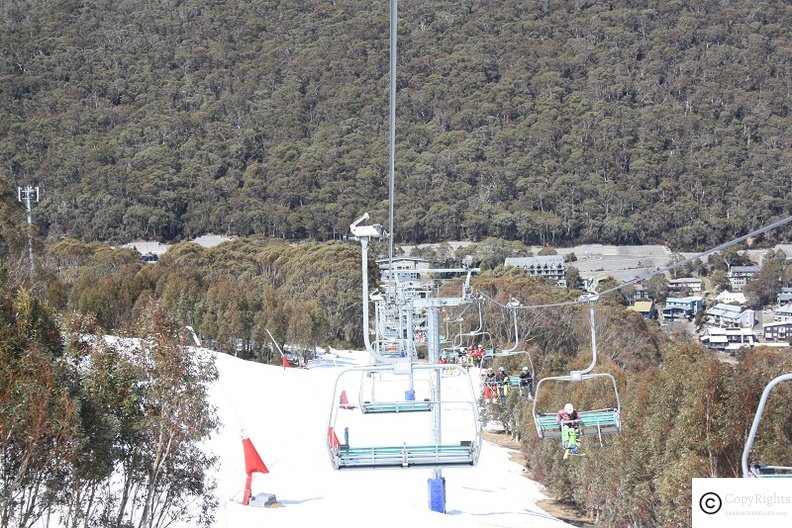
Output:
[{"xmin": 17, "ymin": 186, "xmax": 40, "ymax": 272}]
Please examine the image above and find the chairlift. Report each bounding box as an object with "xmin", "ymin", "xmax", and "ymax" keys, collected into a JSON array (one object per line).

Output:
[
  {"xmin": 358, "ymin": 365, "xmax": 434, "ymax": 413},
  {"xmin": 374, "ymin": 337, "xmax": 411, "ymax": 359},
  {"xmin": 497, "ymin": 350, "xmax": 535, "ymax": 399},
  {"xmin": 741, "ymin": 373, "xmax": 792, "ymax": 478},
  {"xmin": 532, "ymin": 373, "xmax": 621, "ymax": 441},
  {"xmin": 451, "ymin": 301, "xmax": 489, "ymax": 349},
  {"xmin": 492, "ymin": 301, "xmax": 535, "ymax": 399},
  {"xmin": 327, "ymin": 363, "xmax": 482, "ymax": 470},
  {"xmin": 444, "ymin": 305, "xmax": 494, "ymax": 367},
  {"xmin": 531, "ymin": 302, "xmax": 621, "ymax": 444}
]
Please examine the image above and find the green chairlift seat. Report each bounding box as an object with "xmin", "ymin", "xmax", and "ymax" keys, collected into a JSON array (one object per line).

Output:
[
  {"xmin": 358, "ymin": 368, "xmax": 434, "ymax": 414},
  {"xmin": 331, "ymin": 442, "xmax": 477, "ymax": 470},
  {"xmin": 534, "ymin": 408, "xmax": 621, "ymax": 438},
  {"xmin": 327, "ymin": 363, "xmax": 483, "ymax": 471},
  {"xmin": 360, "ymin": 399, "xmax": 433, "ymax": 413},
  {"xmin": 532, "ymin": 372, "xmax": 622, "ymax": 441}
]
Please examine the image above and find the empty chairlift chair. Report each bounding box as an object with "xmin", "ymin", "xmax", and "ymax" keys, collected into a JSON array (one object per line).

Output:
[
  {"xmin": 327, "ymin": 363, "xmax": 483, "ymax": 470},
  {"xmin": 358, "ymin": 367, "xmax": 434, "ymax": 413}
]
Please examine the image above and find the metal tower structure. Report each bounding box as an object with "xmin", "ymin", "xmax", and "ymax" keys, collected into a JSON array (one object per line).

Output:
[{"xmin": 17, "ymin": 186, "xmax": 40, "ymax": 272}]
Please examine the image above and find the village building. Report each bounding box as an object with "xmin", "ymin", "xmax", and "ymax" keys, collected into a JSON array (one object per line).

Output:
[
  {"xmin": 504, "ymin": 255, "xmax": 566, "ymax": 287},
  {"xmin": 705, "ymin": 303, "xmax": 755, "ymax": 329},
  {"xmin": 662, "ymin": 296, "xmax": 704, "ymax": 321}
]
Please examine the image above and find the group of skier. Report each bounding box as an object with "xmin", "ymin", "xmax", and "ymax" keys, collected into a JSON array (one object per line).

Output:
[
  {"xmin": 481, "ymin": 365, "xmax": 534, "ymax": 402},
  {"xmin": 479, "ymin": 363, "xmax": 581, "ymax": 456}
]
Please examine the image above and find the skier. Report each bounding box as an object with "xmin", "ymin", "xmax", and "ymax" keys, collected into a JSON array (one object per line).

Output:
[
  {"xmin": 518, "ymin": 366, "xmax": 533, "ymax": 395},
  {"xmin": 557, "ymin": 403, "xmax": 581, "ymax": 456}
]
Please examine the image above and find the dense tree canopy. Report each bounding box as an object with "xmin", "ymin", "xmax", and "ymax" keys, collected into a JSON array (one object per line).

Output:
[
  {"xmin": 1, "ymin": 1, "xmax": 789, "ymax": 249},
  {"xmin": 2, "ymin": 190, "xmax": 792, "ymax": 526}
]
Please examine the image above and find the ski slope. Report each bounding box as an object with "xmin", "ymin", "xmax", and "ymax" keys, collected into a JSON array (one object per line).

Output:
[{"xmin": 208, "ymin": 349, "xmax": 572, "ymax": 528}]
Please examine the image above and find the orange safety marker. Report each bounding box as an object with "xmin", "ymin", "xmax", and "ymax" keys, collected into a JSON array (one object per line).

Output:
[
  {"xmin": 339, "ymin": 390, "xmax": 350, "ymax": 409},
  {"xmin": 327, "ymin": 426, "xmax": 340, "ymax": 448},
  {"xmin": 241, "ymin": 437, "xmax": 269, "ymax": 505}
]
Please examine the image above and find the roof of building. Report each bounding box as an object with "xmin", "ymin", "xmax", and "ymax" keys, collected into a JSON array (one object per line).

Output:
[
  {"xmin": 669, "ymin": 277, "xmax": 703, "ymax": 284},
  {"xmin": 376, "ymin": 257, "xmax": 430, "ymax": 264},
  {"xmin": 702, "ymin": 326, "xmax": 758, "ymax": 336},
  {"xmin": 716, "ymin": 290, "xmax": 747, "ymax": 303},
  {"xmin": 707, "ymin": 303, "xmax": 750, "ymax": 318},
  {"xmin": 776, "ymin": 305, "xmax": 792, "ymax": 315},
  {"xmin": 730, "ymin": 266, "xmax": 761, "ymax": 273},
  {"xmin": 665, "ymin": 296, "xmax": 704, "ymax": 305},
  {"xmin": 629, "ymin": 300, "xmax": 654, "ymax": 313},
  {"xmin": 763, "ymin": 321, "xmax": 792, "ymax": 328}
]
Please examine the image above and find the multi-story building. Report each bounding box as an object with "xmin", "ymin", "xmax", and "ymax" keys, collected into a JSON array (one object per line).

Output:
[
  {"xmin": 662, "ymin": 296, "xmax": 704, "ymax": 321},
  {"xmin": 699, "ymin": 326, "xmax": 758, "ymax": 352},
  {"xmin": 727, "ymin": 265, "xmax": 760, "ymax": 291},
  {"xmin": 668, "ymin": 277, "xmax": 703, "ymax": 293},
  {"xmin": 773, "ymin": 305, "xmax": 792, "ymax": 323},
  {"xmin": 376, "ymin": 257, "xmax": 431, "ymax": 281},
  {"xmin": 777, "ymin": 287, "xmax": 792, "ymax": 307},
  {"xmin": 504, "ymin": 255, "xmax": 566, "ymax": 287},
  {"xmin": 762, "ymin": 321, "xmax": 792, "ymax": 344},
  {"xmin": 705, "ymin": 303, "xmax": 755, "ymax": 329},
  {"xmin": 628, "ymin": 300, "xmax": 657, "ymax": 319}
]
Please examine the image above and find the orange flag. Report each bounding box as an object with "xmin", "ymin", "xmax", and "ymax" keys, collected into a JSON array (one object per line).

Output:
[
  {"xmin": 327, "ymin": 426, "xmax": 340, "ymax": 448},
  {"xmin": 242, "ymin": 437, "xmax": 269, "ymax": 475}
]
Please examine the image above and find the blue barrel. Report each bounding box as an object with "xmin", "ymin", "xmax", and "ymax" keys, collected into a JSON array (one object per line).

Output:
[{"xmin": 428, "ymin": 477, "xmax": 446, "ymax": 513}]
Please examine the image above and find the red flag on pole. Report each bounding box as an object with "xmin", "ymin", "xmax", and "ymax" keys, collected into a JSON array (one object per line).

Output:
[
  {"xmin": 242, "ymin": 437, "xmax": 269, "ymax": 475},
  {"xmin": 327, "ymin": 426, "xmax": 340, "ymax": 448},
  {"xmin": 242, "ymin": 437, "xmax": 268, "ymax": 505}
]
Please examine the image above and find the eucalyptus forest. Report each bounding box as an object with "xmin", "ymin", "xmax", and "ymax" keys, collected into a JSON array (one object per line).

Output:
[
  {"xmin": 2, "ymin": 1, "xmax": 792, "ymax": 527},
  {"xmin": 1, "ymin": 0, "xmax": 790, "ymax": 248}
]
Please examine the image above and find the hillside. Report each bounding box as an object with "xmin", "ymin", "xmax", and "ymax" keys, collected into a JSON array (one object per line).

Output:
[{"xmin": 1, "ymin": 0, "xmax": 790, "ymax": 248}]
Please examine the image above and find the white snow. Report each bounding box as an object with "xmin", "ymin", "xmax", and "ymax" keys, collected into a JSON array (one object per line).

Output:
[
  {"xmin": 122, "ymin": 234, "xmax": 233, "ymax": 255},
  {"xmin": 207, "ymin": 348, "xmax": 572, "ymax": 528}
]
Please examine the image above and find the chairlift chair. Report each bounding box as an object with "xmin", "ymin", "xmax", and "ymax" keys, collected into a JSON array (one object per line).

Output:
[
  {"xmin": 358, "ymin": 367, "xmax": 434, "ymax": 413},
  {"xmin": 531, "ymin": 372, "xmax": 622, "ymax": 442},
  {"xmin": 492, "ymin": 301, "xmax": 535, "ymax": 398},
  {"xmin": 531, "ymin": 301, "xmax": 621, "ymax": 444},
  {"xmin": 455, "ymin": 331, "xmax": 495, "ymax": 367},
  {"xmin": 498, "ymin": 353, "xmax": 535, "ymax": 399},
  {"xmin": 327, "ymin": 363, "xmax": 483, "ymax": 470},
  {"xmin": 741, "ymin": 373, "xmax": 792, "ymax": 478}
]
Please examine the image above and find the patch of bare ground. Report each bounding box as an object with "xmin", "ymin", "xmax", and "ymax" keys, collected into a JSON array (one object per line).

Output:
[
  {"xmin": 485, "ymin": 432, "xmax": 596, "ymax": 527},
  {"xmin": 535, "ymin": 499, "xmax": 595, "ymax": 527}
]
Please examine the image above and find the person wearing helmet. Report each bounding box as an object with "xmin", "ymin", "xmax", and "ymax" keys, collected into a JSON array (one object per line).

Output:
[
  {"xmin": 518, "ymin": 366, "xmax": 533, "ymax": 394},
  {"xmin": 557, "ymin": 403, "xmax": 581, "ymax": 455},
  {"xmin": 558, "ymin": 403, "xmax": 580, "ymax": 425}
]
